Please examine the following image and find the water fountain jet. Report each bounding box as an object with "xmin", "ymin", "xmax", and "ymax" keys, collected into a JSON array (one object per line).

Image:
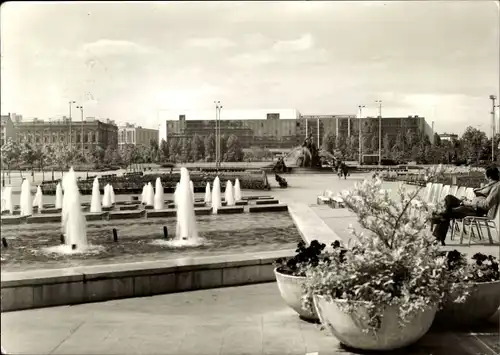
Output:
[
  {"xmin": 33, "ymin": 185, "xmax": 43, "ymax": 212},
  {"xmin": 109, "ymin": 185, "xmax": 115, "ymax": 205},
  {"xmin": 211, "ymin": 176, "xmax": 222, "ymax": 214},
  {"xmin": 90, "ymin": 177, "xmax": 102, "ymax": 213},
  {"xmin": 20, "ymin": 179, "xmax": 33, "ymax": 216},
  {"xmin": 234, "ymin": 179, "xmax": 242, "ymax": 201},
  {"xmin": 154, "ymin": 177, "xmax": 164, "ymax": 210},
  {"xmin": 189, "ymin": 180, "xmax": 195, "ymax": 203},
  {"xmin": 204, "ymin": 182, "xmax": 211, "ymax": 204},
  {"xmin": 102, "ymin": 184, "xmax": 112, "ymax": 208},
  {"xmin": 55, "ymin": 183, "xmax": 63, "ymax": 209},
  {"xmin": 2, "ymin": 187, "xmax": 13, "ymax": 215},
  {"xmin": 146, "ymin": 182, "xmax": 154, "ymax": 206},
  {"xmin": 225, "ymin": 180, "xmax": 235, "ymax": 206}
]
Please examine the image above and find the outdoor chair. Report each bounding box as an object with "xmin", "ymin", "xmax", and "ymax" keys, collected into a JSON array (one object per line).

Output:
[
  {"xmin": 458, "ymin": 202, "xmax": 500, "ymax": 246},
  {"xmin": 448, "ymin": 185, "xmax": 458, "ymax": 198},
  {"xmin": 451, "ymin": 187, "xmax": 492, "ymax": 242},
  {"xmin": 455, "ymin": 186, "xmax": 467, "ymax": 199}
]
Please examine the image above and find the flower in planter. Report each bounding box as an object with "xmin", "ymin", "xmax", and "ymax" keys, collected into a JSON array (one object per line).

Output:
[
  {"xmin": 275, "ymin": 240, "xmax": 333, "ymax": 277},
  {"xmin": 443, "ymin": 250, "xmax": 499, "ymax": 284},
  {"xmin": 301, "ymin": 176, "xmax": 460, "ymax": 334}
]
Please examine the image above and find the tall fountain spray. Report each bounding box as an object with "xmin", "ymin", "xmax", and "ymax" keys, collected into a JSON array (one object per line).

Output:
[
  {"xmin": 20, "ymin": 179, "xmax": 33, "ymax": 216},
  {"xmin": 1, "ymin": 187, "xmax": 13, "ymax": 214},
  {"xmin": 141, "ymin": 184, "xmax": 147, "ymax": 204},
  {"xmin": 225, "ymin": 180, "xmax": 235, "ymax": 206},
  {"xmin": 154, "ymin": 177, "xmax": 164, "ymax": 210},
  {"xmin": 61, "ymin": 167, "xmax": 88, "ymax": 251},
  {"xmin": 55, "ymin": 182, "xmax": 63, "ymax": 209},
  {"xmin": 109, "ymin": 184, "xmax": 115, "ymax": 204},
  {"xmin": 234, "ymin": 178, "xmax": 242, "ymax": 201},
  {"xmin": 90, "ymin": 177, "xmax": 102, "ymax": 213},
  {"xmin": 102, "ymin": 184, "xmax": 112, "ymax": 208},
  {"xmin": 174, "ymin": 182, "xmax": 180, "ymax": 206},
  {"xmin": 211, "ymin": 176, "xmax": 222, "ymax": 214},
  {"xmin": 146, "ymin": 182, "xmax": 154, "ymax": 206},
  {"xmin": 33, "ymin": 185, "xmax": 44, "ymax": 211},
  {"xmin": 189, "ymin": 180, "xmax": 195, "ymax": 203},
  {"xmin": 204, "ymin": 182, "xmax": 211, "ymax": 203},
  {"xmin": 174, "ymin": 167, "xmax": 203, "ymax": 245}
]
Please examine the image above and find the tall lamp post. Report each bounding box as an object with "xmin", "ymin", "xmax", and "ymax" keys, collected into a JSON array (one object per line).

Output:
[
  {"xmin": 375, "ymin": 100, "xmax": 382, "ymax": 165},
  {"xmin": 76, "ymin": 105, "xmax": 84, "ymax": 153},
  {"xmin": 68, "ymin": 100, "xmax": 76, "ymax": 147},
  {"xmin": 214, "ymin": 101, "xmax": 223, "ymax": 169},
  {"xmin": 490, "ymin": 95, "xmax": 498, "ymax": 162},
  {"xmin": 358, "ymin": 105, "xmax": 365, "ymax": 165}
]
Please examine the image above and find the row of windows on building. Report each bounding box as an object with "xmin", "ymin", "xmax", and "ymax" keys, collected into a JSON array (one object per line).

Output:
[{"xmin": 16, "ymin": 132, "xmax": 101, "ymax": 144}]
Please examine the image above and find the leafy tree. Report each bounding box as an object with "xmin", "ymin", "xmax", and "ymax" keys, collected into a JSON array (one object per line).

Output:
[
  {"xmin": 383, "ymin": 133, "xmax": 391, "ymax": 158},
  {"xmin": 335, "ymin": 134, "xmax": 347, "ymax": 158},
  {"xmin": 1, "ymin": 138, "xmax": 20, "ymax": 172},
  {"xmin": 370, "ymin": 135, "xmax": 378, "ymax": 154},
  {"xmin": 190, "ymin": 134, "xmax": 204, "ymax": 162},
  {"xmin": 159, "ymin": 139, "xmax": 169, "ymax": 163},
  {"xmin": 391, "ymin": 133, "xmax": 404, "ymax": 161},
  {"xmin": 219, "ymin": 134, "xmax": 228, "ymax": 161},
  {"xmin": 461, "ymin": 126, "xmax": 487, "ymax": 164},
  {"xmin": 225, "ymin": 134, "xmax": 244, "ymax": 162},
  {"xmin": 168, "ymin": 138, "xmax": 180, "ymax": 162},
  {"xmin": 20, "ymin": 142, "xmax": 37, "ymax": 174},
  {"xmin": 204, "ymin": 134, "xmax": 215, "ymax": 162}
]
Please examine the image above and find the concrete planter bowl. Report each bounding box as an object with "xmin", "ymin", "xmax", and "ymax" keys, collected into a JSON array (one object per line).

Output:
[
  {"xmin": 313, "ymin": 295, "xmax": 437, "ymax": 351},
  {"xmin": 435, "ymin": 280, "xmax": 500, "ymax": 326},
  {"xmin": 274, "ymin": 268, "xmax": 319, "ymax": 322}
]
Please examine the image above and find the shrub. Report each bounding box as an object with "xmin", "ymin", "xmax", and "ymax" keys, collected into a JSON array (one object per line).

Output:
[{"xmin": 301, "ymin": 174, "xmax": 462, "ymax": 333}]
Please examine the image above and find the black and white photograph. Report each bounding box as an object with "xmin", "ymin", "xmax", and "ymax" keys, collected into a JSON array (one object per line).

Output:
[{"xmin": 1, "ymin": 1, "xmax": 499, "ymax": 354}]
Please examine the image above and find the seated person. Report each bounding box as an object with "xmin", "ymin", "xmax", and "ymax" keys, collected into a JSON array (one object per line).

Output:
[{"xmin": 432, "ymin": 166, "xmax": 500, "ymax": 246}]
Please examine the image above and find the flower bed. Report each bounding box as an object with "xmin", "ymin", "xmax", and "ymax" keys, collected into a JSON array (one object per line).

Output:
[{"xmin": 40, "ymin": 170, "xmax": 270, "ymax": 195}]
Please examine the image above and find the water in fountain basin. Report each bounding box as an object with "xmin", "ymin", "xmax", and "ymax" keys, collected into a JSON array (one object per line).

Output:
[
  {"xmin": 55, "ymin": 182, "xmax": 63, "ymax": 209},
  {"xmin": 211, "ymin": 176, "xmax": 222, "ymax": 214},
  {"xmin": 234, "ymin": 179, "xmax": 242, "ymax": 201},
  {"xmin": 204, "ymin": 182, "xmax": 211, "ymax": 203},
  {"xmin": 154, "ymin": 177, "xmax": 164, "ymax": 210},
  {"xmin": 146, "ymin": 182, "xmax": 155, "ymax": 206},
  {"xmin": 152, "ymin": 167, "xmax": 204, "ymax": 247},
  {"xmin": 20, "ymin": 179, "xmax": 33, "ymax": 216},
  {"xmin": 225, "ymin": 180, "xmax": 235, "ymax": 206}
]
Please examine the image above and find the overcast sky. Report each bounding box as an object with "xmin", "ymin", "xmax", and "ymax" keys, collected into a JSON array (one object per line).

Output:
[{"xmin": 1, "ymin": 1, "xmax": 499, "ymax": 134}]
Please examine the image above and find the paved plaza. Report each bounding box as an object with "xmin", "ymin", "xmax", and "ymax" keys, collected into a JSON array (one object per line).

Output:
[{"xmin": 1, "ymin": 172, "xmax": 499, "ymax": 354}]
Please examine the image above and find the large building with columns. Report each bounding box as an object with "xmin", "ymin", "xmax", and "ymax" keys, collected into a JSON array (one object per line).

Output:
[
  {"xmin": 159, "ymin": 109, "xmax": 432, "ymax": 150},
  {"xmin": 13, "ymin": 116, "xmax": 118, "ymax": 151}
]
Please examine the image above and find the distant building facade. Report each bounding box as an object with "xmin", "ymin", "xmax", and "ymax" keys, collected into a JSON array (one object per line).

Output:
[
  {"xmin": 118, "ymin": 123, "xmax": 158, "ymax": 150},
  {"xmin": 0, "ymin": 113, "xmax": 17, "ymax": 147},
  {"xmin": 13, "ymin": 116, "xmax": 118, "ymax": 150},
  {"xmin": 159, "ymin": 109, "xmax": 432, "ymax": 150}
]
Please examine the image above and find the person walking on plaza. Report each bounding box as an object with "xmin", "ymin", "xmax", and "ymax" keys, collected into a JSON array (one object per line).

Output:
[{"xmin": 431, "ymin": 166, "xmax": 500, "ymax": 246}]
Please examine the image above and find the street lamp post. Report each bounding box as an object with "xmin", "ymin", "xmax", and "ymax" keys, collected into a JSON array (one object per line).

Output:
[
  {"xmin": 358, "ymin": 105, "xmax": 365, "ymax": 165},
  {"xmin": 376, "ymin": 100, "xmax": 382, "ymax": 165},
  {"xmin": 490, "ymin": 95, "xmax": 497, "ymax": 162},
  {"xmin": 68, "ymin": 101, "xmax": 76, "ymax": 147},
  {"xmin": 76, "ymin": 105, "xmax": 84, "ymax": 153},
  {"xmin": 214, "ymin": 101, "xmax": 222, "ymax": 169}
]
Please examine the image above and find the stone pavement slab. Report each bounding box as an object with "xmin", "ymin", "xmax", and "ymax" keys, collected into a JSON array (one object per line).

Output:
[{"xmin": 1, "ymin": 283, "xmax": 498, "ymax": 355}]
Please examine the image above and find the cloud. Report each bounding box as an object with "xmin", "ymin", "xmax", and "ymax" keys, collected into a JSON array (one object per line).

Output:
[
  {"xmin": 184, "ymin": 37, "xmax": 236, "ymax": 49},
  {"xmin": 79, "ymin": 39, "xmax": 155, "ymax": 57},
  {"xmin": 272, "ymin": 33, "xmax": 314, "ymax": 52}
]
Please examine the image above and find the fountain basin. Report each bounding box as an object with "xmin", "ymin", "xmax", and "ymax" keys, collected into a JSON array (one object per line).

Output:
[
  {"xmin": 249, "ymin": 204, "xmax": 289, "ymax": 213},
  {"xmin": 242, "ymin": 196, "xmax": 273, "ymax": 200},
  {"xmin": 119, "ymin": 205, "xmax": 139, "ymax": 211},
  {"xmin": 0, "ymin": 249, "xmax": 294, "ymax": 312},
  {"xmin": 146, "ymin": 210, "xmax": 177, "ymax": 218},
  {"xmin": 0, "ymin": 216, "xmax": 28, "ymax": 225},
  {"xmin": 256, "ymin": 199, "xmax": 280, "ymax": 205},
  {"xmin": 235, "ymin": 201, "xmax": 248, "ymax": 206},
  {"xmin": 85, "ymin": 212, "xmax": 109, "ymax": 221},
  {"xmin": 217, "ymin": 206, "xmax": 245, "ymax": 214},
  {"xmin": 108, "ymin": 210, "xmax": 145, "ymax": 220},
  {"xmin": 41, "ymin": 208, "xmax": 61, "ymax": 214},
  {"xmin": 27, "ymin": 215, "xmax": 61, "ymax": 224}
]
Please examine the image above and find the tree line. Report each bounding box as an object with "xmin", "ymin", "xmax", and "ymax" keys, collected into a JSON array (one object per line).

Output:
[
  {"xmin": 321, "ymin": 125, "xmax": 498, "ymax": 165},
  {"xmin": 0, "ymin": 133, "xmax": 245, "ymax": 173}
]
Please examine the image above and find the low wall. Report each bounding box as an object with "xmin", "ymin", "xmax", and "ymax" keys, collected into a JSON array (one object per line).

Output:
[{"xmin": 1, "ymin": 249, "xmax": 294, "ymax": 312}]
